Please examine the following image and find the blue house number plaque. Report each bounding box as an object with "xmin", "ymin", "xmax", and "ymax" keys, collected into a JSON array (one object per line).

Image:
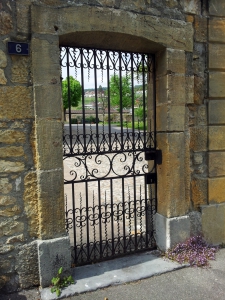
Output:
[{"xmin": 8, "ymin": 42, "xmax": 29, "ymax": 55}]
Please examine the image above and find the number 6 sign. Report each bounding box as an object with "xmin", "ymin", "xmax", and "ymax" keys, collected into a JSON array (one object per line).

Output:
[{"xmin": 8, "ymin": 42, "xmax": 29, "ymax": 55}]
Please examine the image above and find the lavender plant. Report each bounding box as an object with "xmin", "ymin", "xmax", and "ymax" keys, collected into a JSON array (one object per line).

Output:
[{"xmin": 164, "ymin": 235, "xmax": 218, "ymax": 267}]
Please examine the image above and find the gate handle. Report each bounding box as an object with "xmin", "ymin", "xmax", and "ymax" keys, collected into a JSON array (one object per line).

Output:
[{"xmin": 145, "ymin": 149, "xmax": 162, "ymax": 165}]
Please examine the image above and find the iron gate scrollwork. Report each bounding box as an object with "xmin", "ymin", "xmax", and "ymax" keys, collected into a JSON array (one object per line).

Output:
[{"xmin": 60, "ymin": 46, "xmax": 157, "ymax": 266}]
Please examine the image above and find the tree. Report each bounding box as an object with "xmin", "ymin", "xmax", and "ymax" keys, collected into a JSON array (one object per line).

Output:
[
  {"xmin": 98, "ymin": 85, "xmax": 104, "ymax": 98},
  {"xmin": 109, "ymin": 75, "xmax": 132, "ymax": 111},
  {"xmin": 135, "ymin": 106, "xmax": 146, "ymax": 122},
  {"xmin": 62, "ymin": 76, "xmax": 82, "ymax": 119}
]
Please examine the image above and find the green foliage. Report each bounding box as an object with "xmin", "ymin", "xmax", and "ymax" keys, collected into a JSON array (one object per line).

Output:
[
  {"xmin": 135, "ymin": 106, "xmax": 145, "ymax": 121},
  {"xmin": 82, "ymin": 116, "xmax": 99, "ymax": 124},
  {"xmin": 51, "ymin": 267, "xmax": 74, "ymax": 297},
  {"xmin": 62, "ymin": 76, "xmax": 82, "ymax": 109},
  {"xmin": 109, "ymin": 75, "xmax": 132, "ymax": 111}
]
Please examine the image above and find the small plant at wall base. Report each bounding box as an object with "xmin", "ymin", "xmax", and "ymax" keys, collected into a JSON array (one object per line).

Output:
[
  {"xmin": 164, "ymin": 236, "xmax": 218, "ymax": 267},
  {"xmin": 51, "ymin": 267, "xmax": 74, "ymax": 297}
]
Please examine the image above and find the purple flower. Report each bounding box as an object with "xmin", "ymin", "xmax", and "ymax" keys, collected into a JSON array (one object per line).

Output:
[{"xmin": 164, "ymin": 235, "xmax": 218, "ymax": 267}]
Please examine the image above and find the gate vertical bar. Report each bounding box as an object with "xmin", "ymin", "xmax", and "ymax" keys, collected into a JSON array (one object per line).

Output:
[
  {"xmin": 80, "ymin": 48, "xmax": 87, "ymax": 152},
  {"xmin": 152, "ymin": 55, "xmax": 157, "ymax": 212},
  {"xmin": 110, "ymin": 178, "xmax": 114, "ymax": 256},
  {"xmin": 98, "ymin": 179, "xmax": 102, "ymax": 258},
  {"xmin": 119, "ymin": 51, "xmax": 123, "ymax": 148},
  {"xmin": 107, "ymin": 50, "xmax": 112, "ymax": 150},
  {"xmin": 66, "ymin": 47, "xmax": 73, "ymax": 153},
  {"xmin": 85, "ymin": 181, "xmax": 90, "ymax": 261},
  {"xmin": 94, "ymin": 49, "xmax": 99, "ymax": 150}
]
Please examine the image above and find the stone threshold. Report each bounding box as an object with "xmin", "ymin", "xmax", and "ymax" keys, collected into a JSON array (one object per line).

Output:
[{"xmin": 40, "ymin": 250, "xmax": 187, "ymax": 300}]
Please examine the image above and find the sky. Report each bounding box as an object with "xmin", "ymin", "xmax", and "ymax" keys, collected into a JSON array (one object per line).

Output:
[
  {"xmin": 61, "ymin": 67, "xmax": 109, "ymax": 90},
  {"xmin": 60, "ymin": 48, "xmax": 146, "ymax": 90}
]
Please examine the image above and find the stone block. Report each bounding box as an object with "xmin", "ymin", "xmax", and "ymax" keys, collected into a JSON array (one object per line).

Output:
[
  {"xmin": 120, "ymin": 0, "xmax": 149, "ymax": 11},
  {"xmin": 0, "ymin": 220, "xmax": 24, "ymax": 238},
  {"xmin": 15, "ymin": 241, "xmax": 39, "ymax": 289},
  {"xmin": 0, "ymin": 178, "xmax": 12, "ymax": 194},
  {"xmin": 0, "ymin": 87, "xmax": 33, "ymax": 120},
  {"xmin": 194, "ymin": 75, "xmax": 205, "ymax": 104},
  {"xmin": 193, "ymin": 43, "xmax": 206, "ymax": 75},
  {"xmin": 36, "ymin": 119, "xmax": 63, "ymax": 171},
  {"xmin": 32, "ymin": 5, "xmax": 193, "ymax": 51},
  {"xmin": 191, "ymin": 177, "xmax": 207, "ymax": 209},
  {"xmin": 197, "ymin": 105, "xmax": 207, "ymax": 126},
  {"xmin": 0, "ymin": 11, "xmax": 13, "ymax": 35},
  {"xmin": 181, "ymin": 0, "xmax": 200, "ymax": 14},
  {"xmin": 29, "ymin": 122, "xmax": 37, "ymax": 168},
  {"xmin": 23, "ymin": 172, "xmax": 39, "ymax": 238},
  {"xmin": 38, "ymin": 170, "xmax": 65, "ymax": 239},
  {"xmin": 11, "ymin": 56, "xmax": 30, "ymax": 83},
  {"xmin": 0, "ymin": 205, "xmax": 21, "ymax": 217},
  {"xmin": 156, "ymin": 76, "xmax": 167, "ymax": 104},
  {"xmin": 156, "ymin": 104, "xmax": 167, "ymax": 132},
  {"xmin": 209, "ymin": 100, "xmax": 225, "ymax": 125},
  {"xmin": 186, "ymin": 75, "xmax": 194, "ymax": 104},
  {"xmin": 156, "ymin": 48, "xmax": 185, "ymax": 76},
  {"xmin": 208, "ymin": 178, "xmax": 225, "ymax": 204},
  {"xmin": 209, "ymin": 44, "xmax": 225, "ymax": 70},
  {"xmin": 0, "ymin": 275, "xmax": 10, "ymax": 291},
  {"xmin": 193, "ymin": 153, "xmax": 203, "ymax": 165},
  {"xmin": 32, "ymin": 37, "xmax": 61, "ymax": 86},
  {"xmin": 0, "ymin": 122, "xmax": 7, "ymax": 128},
  {"xmin": 202, "ymin": 203, "xmax": 225, "ymax": 245},
  {"xmin": 0, "ymin": 245, "xmax": 14, "ymax": 254},
  {"xmin": 16, "ymin": 0, "xmax": 31, "ymax": 36},
  {"xmin": 0, "ymin": 160, "xmax": 25, "ymax": 173},
  {"xmin": 186, "ymin": 14, "xmax": 194, "ymax": 23},
  {"xmin": 0, "ymin": 275, "xmax": 10, "ymax": 289},
  {"xmin": 0, "ymin": 69, "xmax": 7, "ymax": 85},
  {"xmin": 188, "ymin": 211, "xmax": 202, "ymax": 236},
  {"xmin": 156, "ymin": 105, "xmax": 185, "ymax": 132},
  {"xmin": 190, "ymin": 126, "xmax": 207, "ymax": 151},
  {"xmin": 155, "ymin": 213, "xmax": 190, "ymax": 251},
  {"xmin": 209, "ymin": 72, "xmax": 225, "ymax": 98},
  {"xmin": 209, "ymin": 126, "xmax": 225, "ymax": 151},
  {"xmin": 209, "ymin": 152, "xmax": 225, "ymax": 177},
  {"xmin": 34, "ymin": 85, "xmax": 63, "ymax": 119},
  {"xmin": 38, "ymin": 236, "xmax": 71, "ymax": 287},
  {"xmin": 0, "ymin": 196, "xmax": 16, "ymax": 206},
  {"xmin": 209, "ymin": 18, "xmax": 225, "ymax": 42},
  {"xmin": 194, "ymin": 15, "xmax": 207, "ymax": 42},
  {"xmin": 157, "ymin": 132, "xmax": 188, "ymax": 218},
  {"xmin": 0, "ymin": 146, "xmax": 24, "ymax": 158},
  {"xmin": 168, "ymin": 106, "xmax": 186, "ymax": 131},
  {"xmin": 188, "ymin": 105, "xmax": 196, "ymax": 126},
  {"xmin": 0, "ymin": 50, "xmax": 7, "ymax": 68},
  {"xmin": 0, "ymin": 259, "xmax": 12, "ymax": 272},
  {"xmin": 6, "ymin": 234, "xmax": 24, "ymax": 244},
  {"xmin": 168, "ymin": 75, "xmax": 186, "ymax": 104},
  {"xmin": 209, "ymin": 0, "xmax": 225, "ymax": 16}
]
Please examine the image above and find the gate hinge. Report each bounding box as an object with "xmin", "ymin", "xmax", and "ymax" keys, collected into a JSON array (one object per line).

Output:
[
  {"xmin": 145, "ymin": 173, "xmax": 157, "ymax": 184},
  {"xmin": 145, "ymin": 149, "xmax": 162, "ymax": 165}
]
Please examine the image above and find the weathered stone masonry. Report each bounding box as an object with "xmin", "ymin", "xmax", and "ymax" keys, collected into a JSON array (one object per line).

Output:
[{"xmin": 0, "ymin": 0, "xmax": 225, "ymax": 293}]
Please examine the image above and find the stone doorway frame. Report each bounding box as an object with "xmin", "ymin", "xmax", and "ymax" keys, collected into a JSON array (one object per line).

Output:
[{"xmin": 31, "ymin": 4, "xmax": 193, "ymax": 286}]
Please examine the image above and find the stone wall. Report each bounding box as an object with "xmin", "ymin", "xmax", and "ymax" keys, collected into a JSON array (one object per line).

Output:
[
  {"xmin": 0, "ymin": 0, "xmax": 224, "ymax": 293},
  {"xmin": 0, "ymin": 0, "xmax": 38, "ymax": 292},
  {"xmin": 202, "ymin": 0, "xmax": 225, "ymax": 244}
]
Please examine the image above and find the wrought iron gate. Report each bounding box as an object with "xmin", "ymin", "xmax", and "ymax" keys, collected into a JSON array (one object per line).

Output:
[{"xmin": 60, "ymin": 46, "xmax": 157, "ymax": 266}]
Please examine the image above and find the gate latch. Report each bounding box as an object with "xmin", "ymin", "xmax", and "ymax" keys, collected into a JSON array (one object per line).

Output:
[
  {"xmin": 145, "ymin": 149, "xmax": 162, "ymax": 165},
  {"xmin": 145, "ymin": 173, "xmax": 157, "ymax": 184}
]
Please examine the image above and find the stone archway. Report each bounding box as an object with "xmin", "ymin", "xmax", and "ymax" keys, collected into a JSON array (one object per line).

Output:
[{"xmin": 31, "ymin": 4, "xmax": 193, "ymax": 286}]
